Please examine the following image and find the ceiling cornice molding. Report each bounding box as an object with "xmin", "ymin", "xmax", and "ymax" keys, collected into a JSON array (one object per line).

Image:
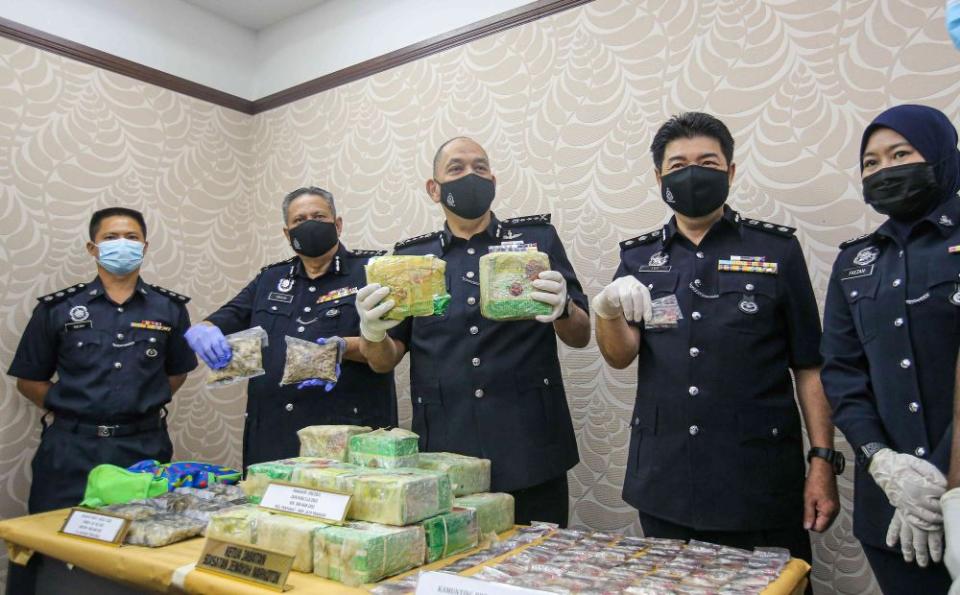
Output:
[{"xmin": 0, "ymin": 0, "xmax": 594, "ymax": 116}]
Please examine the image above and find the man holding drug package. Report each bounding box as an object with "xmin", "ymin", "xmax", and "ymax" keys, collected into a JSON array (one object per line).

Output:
[
  {"xmin": 185, "ymin": 187, "xmax": 397, "ymax": 467},
  {"xmin": 357, "ymin": 137, "xmax": 590, "ymax": 526},
  {"xmin": 594, "ymin": 113, "xmax": 839, "ymax": 565}
]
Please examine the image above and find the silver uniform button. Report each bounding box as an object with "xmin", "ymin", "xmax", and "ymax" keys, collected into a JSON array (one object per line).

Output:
[
  {"xmin": 469, "ymin": 326, "xmax": 479, "ymax": 335},
  {"xmin": 474, "ymin": 389, "xmax": 484, "ymax": 398},
  {"xmin": 149, "ymin": 337, "xmax": 157, "ymax": 343},
  {"xmin": 467, "ymin": 297, "xmax": 477, "ymax": 306},
  {"xmin": 745, "ymin": 283, "xmax": 755, "ymax": 292},
  {"xmin": 647, "ymin": 283, "xmax": 654, "ymax": 290},
  {"xmin": 116, "ymin": 333, "xmax": 124, "ymax": 340},
  {"xmin": 688, "ymin": 386, "xmax": 699, "ymax": 396},
  {"xmin": 303, "ymin": 306, "xmax": 312, "ymax": 313},
  {"xmin": 915, "ymin": 447, "xmax": 927, "ymax": 457},
  {"xmin": 285, "ymin": 403, "xmax": 294, "ymax": 412},
  {"xmin": 850, "ymin": 290, "xmax": 859, "ymax": 298},
  {"xmin": 634, "ymin": 417, "xmax": 639, "ymax": 426},
  {"xmin": 298, "ymin": 326, "xmax": 305, "ymax": 333},
  {"xmin": 689, "ymin": 425, "xmax": 700, "ymax": 436},
  {"xmin": 691, "ymin": 311, "xmax": 701, "ymax": 321},
  {"xmin": 901, "ymin": 358, "xmax": 912, "ymax": 369},
  {"xmin": 309, "ymin": 286, "xmax": 316, "ymax": 292},
  {"xmin": 771, "ymin": 427, "xmax": 779, "ymax": 437},
  {"xmin": 117, "ymin": 307, "xmax": 124, "ymax": 313},
  {"xmin": 892, "ymin": 279, "xmax": 902, "ymax": 287},
  {"xmin": 908, "ymin": 402, "xmax": 920, "ymax": 413},
  {"xmin": 271, "ymin": 306, "xmax": 278, "ymax": 311},
  {"xmin": 689, "ymin": 347, "xmax": 700, "ymax": 357},
  {"xmin": 894, "ymin": 318, "xmax": 904, "ymax": 327},
  {"xmin": 76, "ymin": 341, "xmax": 83, "ymax": 347},
  {"xmin": 353, "ymin": 407, "xmax": 358, "ymax": 414},
  {"xmin": 543, "ymin": 378, "xmax": 550, "ymax": 386},
  {"xmin": 694, "ymin": 279, "xmax": 702, "ymax": 287},
  {"xmin": 466, "ymin": 271, "xmax": 475, "ymax": 279},
  {"xmin": 467, "ymin": 248, "xmax": 476, "ymax": 255},
  {"xmin": 417, "ymin": 397, "xmax": 422, "ymax": 404},
  {"xmin": 114, "ymin": 362, "xmax": 122, "ymax": 369},
  {"xmin": 696, "ymin": 251, "xmax": 704, "ymax": 259},
  {"xmin": 472, "ymin": 357, "xmax": 480, "ymax": 367}
]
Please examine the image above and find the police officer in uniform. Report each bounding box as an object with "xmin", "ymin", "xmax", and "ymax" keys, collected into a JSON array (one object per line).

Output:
[
  {"xmin": 822, "ymin": 105, "xmax": 960, "ymax": 593},
  {"xmin": 594, "ymin": 113, "xmax": 840, "ymax": 565},
  {"xmin": 186, "ymin": 187, "xmax": 396, "ymax": 468},
  {"xmin": 7, "ymin": 207, "xmax": 197, "ymax": 594},
  {"xmin": 356, "ymin": 137, "xmax": 590, "ymax": 526}
]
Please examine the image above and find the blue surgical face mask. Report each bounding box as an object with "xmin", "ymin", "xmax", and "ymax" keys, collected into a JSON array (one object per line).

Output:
[
  {"xmin": 97, "ymin": 239, "xmax": 144, "ymax": 275},
  {"xmin": 949, "ymin": 0, "xmax": 960, "ymax": 50}
]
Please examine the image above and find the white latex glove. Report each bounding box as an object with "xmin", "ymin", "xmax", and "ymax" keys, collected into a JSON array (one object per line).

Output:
[
  {"xmin": 870, "ymin": 448, "xmax": 948, "ymax": 529},
  {"xmin": 355, "ymin": 283, "xmax": 401, "ymax": 342},
  {"xmin": 591, "ymin": 275, "xmax": 652, "ymax": 323},
  {"xmin": 943, "ymin": 488, "xmax": 960, "ymax": 579},
  {"xmin": 531, "ymin": 270, "xmax": 568, "ymax": 323},
  {"xmin": 887, "ymin": 508, "xmax": 944, "ymax": 567}
]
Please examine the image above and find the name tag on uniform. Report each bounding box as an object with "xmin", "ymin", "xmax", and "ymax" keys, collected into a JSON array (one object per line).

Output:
[
  {"xmin": 267, "ymin": 292, "xmax": 294, "ymax": 303},
  {"xmin": 65, "ymin": 321, "xmax": 92, "ymax": 331},
  {"xmin": 637, "ymin": 265, "xmax": 672, "ymax": 273},
  {"xmin": 840, "ymin": 265, "xmax": 875, "ymax": 281}
]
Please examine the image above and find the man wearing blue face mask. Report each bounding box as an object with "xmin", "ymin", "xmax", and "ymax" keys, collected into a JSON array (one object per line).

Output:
[{"xmin": 6, "ymin": 207, "xmax": 197, "ymax": 593}]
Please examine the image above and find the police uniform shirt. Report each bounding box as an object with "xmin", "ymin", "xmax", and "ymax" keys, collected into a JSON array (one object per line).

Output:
[
  {"xmin": 7, "ymin": 277, "xmax": 197, "ymax": 421},
  {"xmin": 205, "ymin": 244, "xmax": 397, "ymax": 467},
  {"xmin": 388, "ymin": 213, "xmax": 587, "ymax": 493},
  {"xmin": 821, "ymin": 196, "xmax": 960, "ymax": 548},
  {"xmin": 616, "ymin": 206, "xmax": 822, "ymax": 532}
]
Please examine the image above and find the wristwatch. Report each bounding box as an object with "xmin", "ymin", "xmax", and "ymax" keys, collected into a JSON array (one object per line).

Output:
[
  {"xmin": 807, "ymin": 447, "xmax": 846, "ymax": 475},
  {"xmin": 856, "ymin": 441, "xmax": 889, "ymax": 468},
  {"xmin": 556, "ymin": 294, "xmax": 574, "ymax": 320}
]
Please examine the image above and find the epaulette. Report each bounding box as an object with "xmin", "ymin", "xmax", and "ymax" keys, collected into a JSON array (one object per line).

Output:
[
  {"xmin": 150, "ymin": 284, "xmax": 191, "ymax": 304},
  {"xmin": 260, "ymin": 256, "xmax": 297, "ymax": 272},
  {"xmin": 839, "ymin": 233, "xmax": 873, "ymax": 249},
  {"xmin": 395, "ymin": 231, "xmax": 442, "ymax": 250},
  {"xmin": 502, "ymin": 213, "xmax": 551, "ymax": 226},
  {"xmin": 619, "ymin": 231, "xmax": 661, "ymax": 251},
  {"xmin": 351, "ymin": 249, "xmax": 387, "ymax": 258},
  {"xmin": 742, "ymin": 218, "xmax": 795, "ymax": 237},
  {"xmin": 37, "ymin": 282, "xmax": 88, "ymax": 304}
]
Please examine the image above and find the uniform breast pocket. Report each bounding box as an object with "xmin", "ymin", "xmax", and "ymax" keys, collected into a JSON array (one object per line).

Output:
[
  {"xmin": 718, "ymin": 273, "xmax": 777, "ymax": 334},
  {"xmin": 411, "ymin": 379, "xmax": 444, "ymax": 451},
  {"xmin": 315, "ymin": 296, "xmax": 359, "ymax": 334},
  {"xmin": 636, "ymin": 272, "xmax": 678, "ymax": 333},
  {"xmin": 842, "ymin": 275, "xmax": 881, "ymax": 343},
  {"xmin": 926, "ymin": 260, "xmax": 960, "ymax": 334},
  {"xmin": 514, "ymin": 370, "xmax": 563, "ymax": 447},
  {"xmin": 59, "ymin": 330, "xmax": 103, "ymax": 371},
  {"xmin": 130, "ymin": 328, "xmax": 168, "ymax": 368},
  {"xmin": 254, "ymin": 301, "xmax": 294, "ymax": 334},
  {"xmin": 628, "ymin": 400, "xmax": 658, "ymax": 474}
]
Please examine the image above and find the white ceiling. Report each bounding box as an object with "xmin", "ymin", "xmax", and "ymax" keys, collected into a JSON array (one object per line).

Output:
[{"xmin": 181, "ymin": 0, "xmax": 329, "ymax": 31}]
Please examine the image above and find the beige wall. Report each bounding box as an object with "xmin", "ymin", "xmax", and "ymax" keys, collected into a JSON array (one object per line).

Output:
[{"xmin": 2, "ymin": 1, "xmax": 960, "ymax": 592}]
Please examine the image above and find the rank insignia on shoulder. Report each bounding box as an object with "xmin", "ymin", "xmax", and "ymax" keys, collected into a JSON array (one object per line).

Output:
[
  {"xmin": 38, "ymin": 282, "xmax": 88, "ymax": 304},
  {"xmin": 318, "ymin": 286, "xmax": 358, "ymax": 304},
  {"xmin": 619, "ymin": 233, "xmax": 659, "ymax": 250},
  {"xmin": 718, "ymin": 256, "xmax": 778, "ymax": 274},
  {"xmin": 150, "ymin": 285, "xmax": 191, "ymax": 303},
  {"xmin": 352, "ymin": 249, "xmax": 387, "ymax": 258},
  {"xmin": 260, "ymin": 256, "xmax": 297, "ymax": 272},
  {"xmin": 743, "ymin": 219, "xmax": 795, "ymax": 237},
  {"xmin": 131, "ymin": 320, "xmax": 172, "ymax": 332},
  {"xmin": 395, "ymin": 231, "xmax": 443, "ymax": 250},
  {"xmin": 502, "ymin": 213, "xmax": 551, "ymax": 226},
  {"xmin": 839, "ymin": 233, "xmax": 873, "ymax": 249}
]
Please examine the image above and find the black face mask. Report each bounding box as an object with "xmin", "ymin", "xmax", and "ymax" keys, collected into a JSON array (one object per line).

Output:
[
  {"xmin": 660, "ymin": 165, "xmax": 730, "ymax": 218},
  {"xmin": 862, "ymin": 162, "xmax": 940, "ymax": 221},
  {"xmin": 438, "ymin": 173, "xmax": 496, "ymax": 220},
  {"xmin": 289, "ymin": 220, "xmax": 339, "ymax": 257}
]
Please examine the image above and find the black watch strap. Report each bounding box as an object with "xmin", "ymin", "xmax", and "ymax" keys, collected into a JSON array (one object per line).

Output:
[
  {"xmin": 857, "ymin": 441, "xmax": 888, "ymax": 468},
  {"xmin": 556, "ymin": 294, "xmax": 574, "ymax": 320},
  {"xmin": 807, "ymin": 447, "xmax": 846, "ymax": 475}
]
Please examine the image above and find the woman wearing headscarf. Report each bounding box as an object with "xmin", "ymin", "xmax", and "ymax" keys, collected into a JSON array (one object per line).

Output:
[{"xmin": 821, "ymin": 104, "xmax": 960, "ymax": 593}]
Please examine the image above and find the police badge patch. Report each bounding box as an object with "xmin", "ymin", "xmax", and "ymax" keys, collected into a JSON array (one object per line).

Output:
[
  {"xmin": 853, "ymin": 246, "xmax": 880, "ymax": 266},
  {"xmin": 69, "ymin": 305, "xmax": 89, "ymax": 322}
]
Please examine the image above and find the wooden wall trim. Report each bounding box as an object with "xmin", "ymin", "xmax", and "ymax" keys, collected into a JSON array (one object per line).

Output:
[
  {"xmin": 250, "ymin": 0, "xmax": 594, "ymax": 114},
  {"xmin": 0, "ymin": 16, "xmax": 256, "ymax": 114},
  {"xmin": 0, "ymin": 0, "xmax": 594, "ymax": 116}
]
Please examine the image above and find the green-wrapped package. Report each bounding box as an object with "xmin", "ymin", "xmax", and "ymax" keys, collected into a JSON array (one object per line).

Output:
[
  {"xmin": 348, "ymin": 428, "xmax": 419, "ymax": 469},
  {"xmin": 419, "ymin": 507, "xmax": 479, "ymax": 563},
  {"xmin": 416, "ymin": 452, "xmax": 491, "ymax": 496},
  {"xmin": 365, "ymin": 255, "xmax": 450, "ymax": 320},
  {"xmin": 205, "ymin": 504, "xmax": 267, "ymax": 543},
  {"xmin": 313, "ymin": 522, "xmax": 425, "ymax": 586},
  {"xmin": 350, "ymin": 470, "xmax": 452, "ymax": 525},
  {"xmin": 454, "ymin": 493, "xmax": 515, "ymax": 536},
  {"xmin": 298, "ymin": 425, "xmax": 373, "ymax": 461},
  {"xmin": 257, "ymin": 512, "xmax": 327, "ymax": 573},
  {"xmin": 479, "ymin": 248, "xmax": 552, "ymax": 321},
  {"xmin": 242, "ymin": 457, "xmax": 351, "ymax": 503}
]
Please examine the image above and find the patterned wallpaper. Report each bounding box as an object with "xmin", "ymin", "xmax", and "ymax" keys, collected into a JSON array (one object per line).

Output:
[{"xmin": 1, "ymin": 1, "xmax": 959, "ymax": 592}]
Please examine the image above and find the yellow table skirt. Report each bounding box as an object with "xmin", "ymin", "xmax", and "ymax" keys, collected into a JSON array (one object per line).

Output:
[{"xmin": 0, "ymin": 509, "xmax": 809, "ymax": 594}]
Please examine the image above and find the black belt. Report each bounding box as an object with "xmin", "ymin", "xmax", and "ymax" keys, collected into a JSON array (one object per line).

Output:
[{"xmin": 46, "ymin": 409, "xmax": 166, "ymax": 438}]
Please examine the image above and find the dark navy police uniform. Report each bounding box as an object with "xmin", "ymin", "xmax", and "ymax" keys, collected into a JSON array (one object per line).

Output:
[
  {"xmin": 821, "ymin": 198, "xmax": 960, "ymax": 592},
  {"xmin": 206, "ymin": 244, "xmax": 397, "ymax": 468},
  {"xmin": 388, "ymin": 213, "xmax": 587, "ymax": 526},
  {"xmin": 616, "ymin": 207, "xmax": 821, "ymax": 562},
  {"xmin": 7, "ymin": 277, "xmax": 197, "ymax": 514}
]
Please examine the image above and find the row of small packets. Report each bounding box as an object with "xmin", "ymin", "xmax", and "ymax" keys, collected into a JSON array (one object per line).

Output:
[{"xmin": 373, "ymin": 527, "xmax": 793, "ymax": 595}]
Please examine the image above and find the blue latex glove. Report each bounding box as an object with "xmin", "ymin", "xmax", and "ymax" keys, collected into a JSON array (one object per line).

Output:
[
  {"xmin": 184, "ymin": 323, "xmax": 232, "ymax": 370},
  {"xmin": 949, "ymin": 0, "xmax": 960, "ymax": 51},
  {"xmin": 296, "ymin": 337, "xmax": 345, "ymax": 391}
]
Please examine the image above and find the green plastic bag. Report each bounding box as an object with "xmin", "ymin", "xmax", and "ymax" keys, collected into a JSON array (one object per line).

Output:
[{"xmin": 80, "ymin": 464, "xmax": 168, "ymax": 508}]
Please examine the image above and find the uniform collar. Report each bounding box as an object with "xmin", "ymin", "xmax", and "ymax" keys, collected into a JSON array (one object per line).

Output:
[
  {"xmin": 875, "ymin": 195, "xmax": 960, "ymax": 242},
  {"xmin": 662, "ymin": 206, "xmax": 742, "ymax": 248},
  {"xmin": 79, "ymin": 276, "xmax": 148, "ymax": 304},
  {"xmin": 294, "ymin": 244, "xmax": 350, "ymax": 279},
  {"xmin": 440, "ymin": 212, "xmax": 501, "ymax": 254}
]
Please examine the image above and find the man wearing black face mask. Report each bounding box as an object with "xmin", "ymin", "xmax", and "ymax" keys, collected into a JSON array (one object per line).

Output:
[
  {"xmin": 357, "ymin": 137, "xmax": 590, "ymax": 527},
  {"xmin": 185, "ymin": 187, "xmax": 397, "ymax": 467},
  {"xmin": 594, "ymin": 113, "xmax": 839, "ymax": 570}
]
